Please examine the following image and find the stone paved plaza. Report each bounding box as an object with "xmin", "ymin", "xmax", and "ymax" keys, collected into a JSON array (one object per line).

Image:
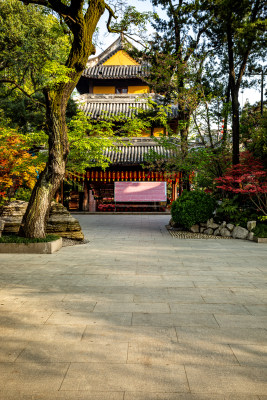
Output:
[{"xmin": 0, "ymin": 214, "xmax": 267, "ymax": 399}]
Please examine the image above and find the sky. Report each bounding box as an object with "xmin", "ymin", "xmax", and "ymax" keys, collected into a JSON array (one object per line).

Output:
[{"xmin": 94, "ymin": 0, "xmax": 265, "ymax": 109}]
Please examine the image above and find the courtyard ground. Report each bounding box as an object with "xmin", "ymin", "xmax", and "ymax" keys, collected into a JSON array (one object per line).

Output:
[{"xmin": 0, "ymin": 214, "xmax": 267, "ymax": 399}]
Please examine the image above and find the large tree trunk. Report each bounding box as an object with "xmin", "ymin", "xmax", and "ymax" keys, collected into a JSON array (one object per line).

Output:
[
  {"xmin": 19, "ymin": 0, "xmax": 107, "ymax": 237},
  {"xmin": 231, "ymin": 87, "xmax": 240, "ymax": 165},
  {"xmin": 20, "ymin": 90, "xmax": 68, "ymax": 237},
  {"xmin": 221, "ymin": 79, "xmax": 230, "ymax": 147},
  {"xmin": 227, "ymin": 19, "xmax": 240, "ymax": 165},
  {"xmin": 179, "ymin": 113, "xmax": 190, "ymax": 159}
]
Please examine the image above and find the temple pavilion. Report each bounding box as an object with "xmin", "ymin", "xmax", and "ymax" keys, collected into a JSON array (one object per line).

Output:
[{"xmin": 65, "ymin": 35, "xmax": 181, "ymax": 212}]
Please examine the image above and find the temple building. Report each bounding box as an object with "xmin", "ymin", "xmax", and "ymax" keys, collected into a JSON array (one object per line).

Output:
[{"xmin": 66, "ymin": 35, "xmax": 181, "ymax": 212}]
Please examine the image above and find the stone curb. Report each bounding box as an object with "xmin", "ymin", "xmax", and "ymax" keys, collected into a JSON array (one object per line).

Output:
[
  {"xmin": 0, "ymin": 237, "xmax": 62, "ymax": 254},
  {"xmin": 253, "ymin": 236, "xmax": 267, "ymax": 243}
]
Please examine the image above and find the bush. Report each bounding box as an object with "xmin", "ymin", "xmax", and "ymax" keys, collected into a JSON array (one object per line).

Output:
[
  {"xmin": 252, "ymin": 222, "xmax": 267, "ymax": 238},
  {"xmin": 15, "ymin": 187, "xmax": 32, "ymax": 202},
  {"xmin": 171, "ymin": 190, "xmax": 216, "ymax": 229},
  {"xmin": 214, "ymin": 196, "xmax": 255, "ymax": 226}
]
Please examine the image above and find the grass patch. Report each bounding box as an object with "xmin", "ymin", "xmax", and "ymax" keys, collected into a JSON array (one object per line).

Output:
[{"xmin": 0, "ymin": 234, "xmax": 60, "ymax": 244}]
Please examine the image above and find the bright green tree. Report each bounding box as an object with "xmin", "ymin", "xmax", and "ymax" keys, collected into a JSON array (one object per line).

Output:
[
  {"xmin": 203, "ymin": 0, "xmax": 266, "ymax": 164},
  {"xmin": 0, "ymin": 0, "xmax": 117, "ymax": 237}
]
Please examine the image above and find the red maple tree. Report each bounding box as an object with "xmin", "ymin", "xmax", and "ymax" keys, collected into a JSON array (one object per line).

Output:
[{"xmin": 215, "ymin": 152, "xmax": 267, "ymax": 215}]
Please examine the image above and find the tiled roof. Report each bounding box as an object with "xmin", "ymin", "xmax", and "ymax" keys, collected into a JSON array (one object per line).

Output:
[
  {"xmin": 78, "ymin": 94, "xmax": 178, "ymax": 120},
  {"xmin": 104, "ymin": 138, "xmax": 177, "ymax": 165},
  {"xmin": 82, "ymin": 65, "xmax": 149, "ymax": 79},
  {"xmin": 79, "ymin": 98, "xmax": 150, "ymax": 119}
]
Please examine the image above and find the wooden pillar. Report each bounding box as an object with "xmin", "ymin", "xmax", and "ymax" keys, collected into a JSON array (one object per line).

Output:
[
  {"xmin": 82, "ymin": 180, "xmax": 89, "ymax": 211},
  {"xmin": 89, "ymin": 189, "xmax": 96, "ymax": 212},
  {"xmin": 179, "ymin": 172, "xmax": 183, "ymax": 196},
  {"xmin": 171, "ymin": 180, "xmax": 177, "ymax": 202}
]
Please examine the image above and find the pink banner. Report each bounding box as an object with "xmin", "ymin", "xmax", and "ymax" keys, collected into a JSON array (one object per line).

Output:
[{"xmin": 114, "ymin": 182, "xmax": 167, "ymax": 202}]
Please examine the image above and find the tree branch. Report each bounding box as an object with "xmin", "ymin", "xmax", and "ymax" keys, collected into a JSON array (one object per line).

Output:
[
  {"xmin": 21, "ymin": 0, "xmax": 70, "ymax": 19},
  {"xmin": 105, "ymin": 2, "xmax": 117, "ymax": 32},
  {"xmin": 122, "ymin": 33, "xmax": 147, "ymax": 49},
  {"xmin": 184, "ymin": 25, "xmax": 209, "ymax": 63},
  {"xmin": 236, "ymin": 0, "xmax": 261, "ymax": 91},
  {"xmin": 192, "ymin": 112, "xmax": 206, "ymax": 146},
  {"xmin": 70, "ymin": 0, "xmax": 84, "ymax": 15},
  {"xmin": 0, "ymin": 79, "xmax": 45, "ymax": 108}
]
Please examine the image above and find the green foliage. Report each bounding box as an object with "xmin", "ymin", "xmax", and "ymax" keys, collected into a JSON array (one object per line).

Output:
[
  {"xmin": 214, "ymin": 196, "xmax": 247, "ymax": 225},
  {"xmin": 252, "ymin": 223, "xmax": 267, "ymax": 238},
  {"xmin": 145, "ymin": 140, "xmax": 231, "ymax": 191},
  {"xmin": 14, "ymin": 187, "xmax": 32, "ymax": 201},
  {"xmin": 110, "ymin": 6, "xmax": 155, "ymax": 39},
  {"xmin": 187, "ymin": 147, "xmax": 231, "ymax": 190},
  {"xmin": 171, "ymin": 190, "xmax": 216, "ymax": 229},
  {"xmin": 66, "ymin": 112, "xmax": 117, "ymax": 173},
  {"xmin": 0, "ymin": 234, "xmax": 60, "ymax": 243},
  {"xmin": 0, "ymin": 0, "xmax": 70, "ymax": 91},
  {"xmin": 214, "ymin": 196, "xmax": 262, "ymax": 227},
  {"xmin": 241, "ymin": 104, "xmax": 267, "ymax": 167}
]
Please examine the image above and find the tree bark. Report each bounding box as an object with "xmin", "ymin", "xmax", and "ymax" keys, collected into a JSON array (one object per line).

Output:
[
  {"xmin": 231, "ymin": 87, "xmax": 240, "ymax": 165},
  {"xmin": 19, "ymin": 0, "xmax": 108, "ymax": 237},
  {"xmin": 227, "ymin": 19, "xmax": 240, "ymax": 165},
  {"xmin": 221, "ymin": 79, "xmax": 230, "ymax": 147},
  {"xmin": 20, "ymin": 89, "xmax": 69, "ymax": 237}
]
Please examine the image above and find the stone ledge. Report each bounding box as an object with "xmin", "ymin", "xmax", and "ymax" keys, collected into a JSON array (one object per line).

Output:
[
  {"xmin": 0, "ymin": 238, "xmax": 62, "ymax": 254},
  {"xmin": 253, "ymin": 236, "xmax": 267, "ymax": 243}
]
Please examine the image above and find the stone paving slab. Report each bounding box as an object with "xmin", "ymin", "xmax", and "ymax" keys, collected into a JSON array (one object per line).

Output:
[
  {"xmin": 214, "ymin": 314, "xmax": 267, "ymax": 328},
  {"xmin": 0, "ymin": 324, "xmax": 85, "ymax": 341},
  {"xmin": 94, "ymin": 301, "xmax": 170, "ymax": 313},
  {"xmin": 0, "ymin": 391, "xmax": 124, "ymax": 400},
  {"xmin": 230, "ymin": 344, "xmax": 267, "ymax": 367},
  {"xmin": 0, "ymin": 214, "xmax": 267, "ymax": 398},
  {"xmin": 185, "ymin": 365, "xmax": 267, "ymax": 395},
  {"xmin": 168, "ymin": 303, "xmax": 249, "ymax": 315},
  {"xmin": 127, "ymin": 341, "xmax": 239, "ymax": 366},
  {"xmin": 124, "ymin": 393, "xmax": 260, "ymax": 400},
  {"xmin": 45, "ymin": 311, "xmax": 133, "ymax": 326},
  {"xmin": 82, "ymin": 325, "xmax": 177, "ymax": 344},
  {"xmin": 175, "ymin": 327, "xmax": 267, "ymax": 345},
  {"xmin": 60, "ymin": 363, "xmax": 189, "ymax": 392},
  {"xmin": 132, "ymin": 312, "xmax": 219, "ymax": 327},
  {"xmin": 16, "ymin": 341, "xmax": 129, "ymax": 363},
  {"xmin": 0, "ymin": 362, "xmax": 69, "ymax": 392}
]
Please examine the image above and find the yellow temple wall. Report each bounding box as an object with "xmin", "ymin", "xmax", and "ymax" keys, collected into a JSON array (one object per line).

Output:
[
  {"xmin": 103, "ymin": 50, "xmax": 139, "ymax": 66},
  {"xmin": 93, "ymin": 86, "xmax": 115, "ymax": 94},
  {"xmin": 128, "ymin": 86, "xmax": 149, "ymax": 94},
  {"xmin": 153, "ymin": 127, "xmax": 165, "ymax": 136}
]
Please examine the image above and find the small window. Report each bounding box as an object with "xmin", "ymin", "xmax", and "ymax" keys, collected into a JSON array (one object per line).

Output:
[{"xmin": 116, "ymin": 87, "xmax": 128, "ymax": 94}]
